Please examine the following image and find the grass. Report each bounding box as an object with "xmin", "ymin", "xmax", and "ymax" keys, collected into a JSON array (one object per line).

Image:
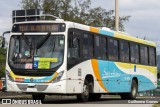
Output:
[{"xmin": 153, "ymin": 104, "xmax": 160, "ymax": 107}]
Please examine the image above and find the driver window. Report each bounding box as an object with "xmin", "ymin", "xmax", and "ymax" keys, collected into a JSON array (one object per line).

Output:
[{"xmin": 68, "ymin": 32, "xmax": 80, "ymax": 59}]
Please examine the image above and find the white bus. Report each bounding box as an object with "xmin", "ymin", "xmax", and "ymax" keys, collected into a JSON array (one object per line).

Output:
[{"xmin": 2, "ymin": 12, "xmax": 157, "ymax": 102}]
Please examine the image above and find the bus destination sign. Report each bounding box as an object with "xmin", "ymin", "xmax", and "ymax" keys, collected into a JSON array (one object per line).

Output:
[{"xmin": 12, "ymin": 23, "xmax": 65, "ymax": 32}]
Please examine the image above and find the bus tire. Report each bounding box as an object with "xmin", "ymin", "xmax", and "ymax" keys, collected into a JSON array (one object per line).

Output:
[
  {"xmin": 129, "ymin": 79, "xmax": 138, "ymax": 99},
  {"xmin": 32, "ymin": 94, "xmax": 45, "ymax": 102},
  {"xmin": 77, "ymin": 80, "xmax": 90, "ymax": 102},
  {"xmin": 120, "ymin": 79, "xmax": 137, "ymax": 100}
]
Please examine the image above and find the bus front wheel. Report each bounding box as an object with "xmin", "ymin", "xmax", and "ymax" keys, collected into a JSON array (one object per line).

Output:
[{"xmin": 77, "ymin": 80, "xmax": 90, "ymax": 102}]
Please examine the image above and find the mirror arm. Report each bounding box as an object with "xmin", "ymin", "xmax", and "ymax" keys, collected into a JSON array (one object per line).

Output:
[
  {"xmin": 3, "ymin": 31, "xmax": 10, "ymax": 37},
  {"xmin": 1, "ymin": 31, "xmax": 10, "ymax": 48}
]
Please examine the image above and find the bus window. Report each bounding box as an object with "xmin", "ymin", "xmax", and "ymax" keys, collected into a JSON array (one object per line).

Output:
[
  {"xmin": 144, "ymin": 46, "xmax": 149, "ymax": 65},
  {"xmin": 94, "ymin": 36, "xmax": 107, "ymax": 60},
  {"xmin": 68, "ymin": 37, "xmax": 80, "ymax": 59},
  {"xmin": 120, "ymin": 41, "xmax": 129, "ymax": 63},
  {"xmin": 140, "ymin": 45, "xmax": 149, "ymax": 65},
  {"xmin": 9, "ymin": 35, "xmax": 65, "ymax": 69},
  {"xmin": 130, "ymin": 43, "xmax": 139, "ymax": 64},
  {"xmin": 83, "ymin": 34, "xmax": 93, "ymax": 58},
  {"xmin": 100, "ymin": 37, "xmax": 107, "ymax": 59},
  {"xmin": 108, "ymin": 38, "xmax": 118, "ymax": 61},
  {"xmin": 149, "ymin": 47, "xmax": 156, "ymax": 66}
]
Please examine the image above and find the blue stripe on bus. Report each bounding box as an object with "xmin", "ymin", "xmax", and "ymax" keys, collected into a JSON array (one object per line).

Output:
[
  {"xmin": 99, "ymin": 30, "xmax": 114, "ymax": 37},
  {"xmin": 24, "ymin": 75, "xmax": 53, "ymax": 83},
  {"xmin": 97, "ymin": 60, "xmax": 156, "ymax": 92}
]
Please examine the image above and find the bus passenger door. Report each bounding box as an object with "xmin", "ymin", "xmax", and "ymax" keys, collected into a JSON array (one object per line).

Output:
[{"xmin": 67, "ymin": 30, "xmax": 83, "ymax": 93}]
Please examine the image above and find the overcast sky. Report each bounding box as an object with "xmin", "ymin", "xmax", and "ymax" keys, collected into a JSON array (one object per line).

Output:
[{"xmin": 0, "ymin": 0, "xmax": 160, "ymax": 53}]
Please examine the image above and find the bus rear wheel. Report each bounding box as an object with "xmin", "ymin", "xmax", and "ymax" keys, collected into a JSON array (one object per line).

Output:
[
  {"xmin": 77, "ymin": 80, "xmax": 90, "ymax": 102},
  {"xmin": 32, "ymin": 94, "xmax": 45, "ymax": 102},
  {"xmin": 120, "ymin": 79, "xmax": 138, "ymax": 100},
  {"xmin": 129, "ymin": 79, "xmax": 138, "ymax": 99}
]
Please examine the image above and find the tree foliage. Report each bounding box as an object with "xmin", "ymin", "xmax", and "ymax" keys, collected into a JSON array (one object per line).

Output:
[
  {"xmin": 21, "ymin": 0, "xmax": 130, "ymax": 31},
  {"xmin": 0, "ymin": 48, "xmax": 6, "ymax": 78}
]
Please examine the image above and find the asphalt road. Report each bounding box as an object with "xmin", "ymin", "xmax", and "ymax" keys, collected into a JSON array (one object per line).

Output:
[
  {"xmin": 43, "ymin": 97, "xmax": 160, "ymax": 104},
  {"xmin": 0, "ymin": 95, "xmax": 159, "ymax": 104}
]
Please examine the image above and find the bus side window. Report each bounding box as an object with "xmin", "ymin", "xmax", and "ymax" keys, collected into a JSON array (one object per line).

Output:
[
  {"xmin": 149, "ymin": 47, "xmax": 156, "ymax": 66},
  {"xmin": 120, "ymin": 41, "xmax": 129, "ymax": 63},
  {"xmin": 108, "ymin": 38, "xmax": 118, "ymax": 61},
  {"xmin": 94, "ymin": 36, "xmax": 107, "ymax": 60},
  {"xmin": 140, "ymin": 45, "xmax": 149, "ymax": 65},
  {"xmin": 83, "ymin": 34, "xmax": 93, "ymax": 59},
  {"xmin": 130, "ymin": 43, "xmax": 139, "ymax": 64},
  {"xmin": 68, "ymin": 33, "xmax": 80, "ymax": 59},
  {"xmin": 67, "ymin": 31, "xmax": 81, "ymax": 70}
]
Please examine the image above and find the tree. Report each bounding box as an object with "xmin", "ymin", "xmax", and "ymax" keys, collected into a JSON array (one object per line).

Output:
[
  {"xmin": 21, "ymin": 0, "xmax": 42, "ymax": 9},
  {"xmin": 0, "ymin": 48, "xmax": 6, "ymax": 78},
  {"xmin": 20, "ymin": 0, "xmax": 130, "ymax": 31}
]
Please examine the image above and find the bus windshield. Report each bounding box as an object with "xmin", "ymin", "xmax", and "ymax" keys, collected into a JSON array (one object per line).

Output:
[{"xmin": 8, "ymin": 35, "xmax": 64, "ymax": 70}]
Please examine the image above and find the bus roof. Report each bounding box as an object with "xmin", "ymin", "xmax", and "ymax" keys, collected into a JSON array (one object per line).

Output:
[
  {"xmin": 89, "ymin": 26, "xmax": 156, "ymax": 47},
  {"xmin": 13, "ymin": 20, "xmax": 156, "ymax": 47},
  {"xmin": 70, "ymin": 22, "xmax": 156, "ymax": 47}
]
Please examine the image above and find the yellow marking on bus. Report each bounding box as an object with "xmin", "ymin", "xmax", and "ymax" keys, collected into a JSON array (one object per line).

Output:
[
  {"xmin": 114, "ymin": 32, "xmax": 156, "ymax": 47},
  {"xmin": 39, "ymin": 58, "xmax": 58, "ymax": 62},
  {"xmin": 91, "ymin": 59, "xmax": 108, "ymax": 92},
  {"xmin": 115, "ymin": 62, "xmax": 131, "ymax": 69},
  {"xmin": 90, "ymin": 27, "xmax": 99, "ymax": 33},
  {"xmin": 10, "ymin": 70, "xmax": 59, "ymax": 83},
  {"xmin": 48, "ymin": 72, "xmax": 58, "ymax": 82},
  {"xmin": 149, "ymin": 67, "xmax": 157, "ymax": 76},
  {"xmin": 10, "ymin": 71, "xmax": 39, "ymax": 79},
  {"xmin": 38, "ymin": 61, "xmax": 50, "ymax": 69},
  {"xmin": 116, "ymin": 62, "xmax": 157, "ymax": 76}
]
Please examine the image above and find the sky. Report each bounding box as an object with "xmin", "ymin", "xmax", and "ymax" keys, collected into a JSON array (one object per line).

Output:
[{"xmin": 0, "ymin": 0, "xmax": 160, "ymax": 54}]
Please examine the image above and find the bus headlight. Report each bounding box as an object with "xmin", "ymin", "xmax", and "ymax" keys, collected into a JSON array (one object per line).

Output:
[
  {"xmin": 53, "ymin": 71, "xmax": 64, "ymax": 83},
  {"xmin": 6, "ymin": 70, "xmax": 14, "ymax": 82}
]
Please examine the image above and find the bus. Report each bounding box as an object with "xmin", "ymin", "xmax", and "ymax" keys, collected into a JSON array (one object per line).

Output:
[{"xmin": 1, "ymin": 11, "xmax": 157, "ymax": 102}]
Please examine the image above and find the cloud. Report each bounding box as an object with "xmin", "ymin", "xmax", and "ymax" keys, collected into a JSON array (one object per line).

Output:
[
  {"xmin": 93, "ymin": 0, "xmax": 160, "ymax": 40},
  {"xmin": 0, "ymin": 0, "xmax": 21, "ymax": 35},
  {"xmin": 119, "ymin": 0, "xmax": 160, "ymax": 40},
  {"xmin": 1, "ymin": 0, "xmax": 160, "ymax": 53}
]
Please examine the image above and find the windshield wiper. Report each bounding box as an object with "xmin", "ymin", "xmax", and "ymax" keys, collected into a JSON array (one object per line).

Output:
[
  {"xmin": 22, "ymin": 32, "xmax": 32, "ymax": 49},
  {"xmin": 51, "ymin": 39, "xmax": 56, "ymax": 57},
  {"xmin": 21, "ymin": 33, "xmax": 34, "ymax": 58},
  {"xmin": 36, "ymin": 32, "xmax": 51, "ymax": 49}
]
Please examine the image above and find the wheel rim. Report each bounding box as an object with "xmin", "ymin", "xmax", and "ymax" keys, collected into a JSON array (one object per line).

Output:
[
  {"xmin": 132, "ymin": 84, "xmax": 137, "ymax": 97},
  {"xmin": 83, "ymin": 85, "xmax": 89, "ymax": 98}
]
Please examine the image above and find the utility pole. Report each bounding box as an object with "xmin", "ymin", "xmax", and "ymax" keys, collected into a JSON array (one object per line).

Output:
[{"xmin": 115, "ymin": 0, "xmax": 119, "ymax": 31}]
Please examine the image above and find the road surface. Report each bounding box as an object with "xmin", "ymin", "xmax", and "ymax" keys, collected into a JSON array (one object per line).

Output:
[{"xmin": 0, "ymin": 94, "xmax": 159, "ymax": 104}]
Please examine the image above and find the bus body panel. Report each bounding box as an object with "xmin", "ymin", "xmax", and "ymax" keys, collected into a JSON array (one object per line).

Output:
[
  {"xmin": 66, "ymin": 59, "xmax": 157, "ymax": 94},
  {"xmin": 7, "ymin": 80, "xmax": 67, "ymax": 94},
  {"xmin": 5, "ymin": 21, "xmax": 157, "ymax": 95}
]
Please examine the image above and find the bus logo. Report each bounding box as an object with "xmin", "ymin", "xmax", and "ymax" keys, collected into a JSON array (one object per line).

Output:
[{"xmin": 30, "ymin": 78, "xmax": 33, "ymax": 82}]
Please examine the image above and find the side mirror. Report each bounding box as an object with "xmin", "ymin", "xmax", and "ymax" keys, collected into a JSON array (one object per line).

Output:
[
  {"xmin": 1, "ymin": 31, "xmax": 10, "ymax": 48},
  {"xmin": 2, "ymin": 37, "xmax": 5, "ymax": 48},
  {"xmin": 0, "ymin": 36, "xmax": 4, "ymax": 47}
]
